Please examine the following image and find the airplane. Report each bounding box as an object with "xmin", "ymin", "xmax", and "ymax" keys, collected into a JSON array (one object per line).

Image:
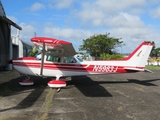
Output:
[{"xmin": 9, "ymin": 37, "xmax": 154, "ymax": 91}]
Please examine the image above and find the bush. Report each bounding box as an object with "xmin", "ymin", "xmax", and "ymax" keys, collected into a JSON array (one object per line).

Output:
[{"xmin": 100, "ymin": 53, "xmax": 124, "ymax": 60}]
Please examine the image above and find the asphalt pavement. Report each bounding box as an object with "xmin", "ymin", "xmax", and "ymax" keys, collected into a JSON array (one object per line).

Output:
[{"xmin": 0, "ymin": 70, "xmax": 160, "ymax": 120}]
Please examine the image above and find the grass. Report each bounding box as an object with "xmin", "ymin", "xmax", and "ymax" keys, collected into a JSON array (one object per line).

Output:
[
  {"xmin": 35, "ymin": 88, "xmax": 55, "ymax": 120},
  {"xmin": 145, "ymin": 65, "xmax": 160, "ymax": 70}
]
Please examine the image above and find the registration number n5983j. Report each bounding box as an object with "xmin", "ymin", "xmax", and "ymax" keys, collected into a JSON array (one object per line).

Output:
[{"xmin": 92, "ymin": 65, "xmax": 118, "ymax": 73}]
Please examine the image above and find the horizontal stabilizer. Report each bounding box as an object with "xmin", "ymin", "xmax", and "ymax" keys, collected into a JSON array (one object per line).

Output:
[
  {"xmin": 124, "ymin": 67, "xmax": 153, "ymax": 73},
  {"xmin": 124, "ymin": 67, "xmax": 144, "ymax": 72},
  {"xmin": 144, "ymin": 69, "xmax": 153, "ymax": 73}
]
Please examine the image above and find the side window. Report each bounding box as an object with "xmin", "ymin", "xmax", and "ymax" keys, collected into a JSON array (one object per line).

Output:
[
  {"xmin": 64, "ymin": 57, "xmax": 77, "ymax": 63},
  {"xmin": 46, "ymin": 55, "xmax": 60, "ymax": 62}
]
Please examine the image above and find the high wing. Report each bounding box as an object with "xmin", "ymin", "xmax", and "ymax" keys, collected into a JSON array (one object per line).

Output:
[
  {"xmin": 31, "ymin": 37, "xmax": 76, "ymax": 75},
  {"xmin": 31, "ymin": 37, "xmax": 76, "ymax": 56}
]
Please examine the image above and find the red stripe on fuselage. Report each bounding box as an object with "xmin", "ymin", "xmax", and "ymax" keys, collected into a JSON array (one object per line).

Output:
[{"xmin": 12, "ymin": 61, "xmax": 143, "ymax": 74}]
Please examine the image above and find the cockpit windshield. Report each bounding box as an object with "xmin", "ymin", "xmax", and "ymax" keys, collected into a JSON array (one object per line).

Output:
[
  {"xmin": 35, "ymin": 52, "xmax": 41, "ymax": 60},
  {"xmin": 76, "ymin": 57, "xmax": 83, "ymax": 62}
]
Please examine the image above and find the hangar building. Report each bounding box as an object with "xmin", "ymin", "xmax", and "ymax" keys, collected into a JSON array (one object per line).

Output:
[{"xmin": 0, "ymin": 1, "xmax": 32, "ymax": 71}]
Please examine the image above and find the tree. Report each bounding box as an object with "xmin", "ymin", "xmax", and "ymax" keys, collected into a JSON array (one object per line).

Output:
[
  {"xmin": 152, "ymin": 47, "xmax": 160, "ymax": 57},
  {"xmin": 150, "ymin": 41, "xmax": 160, "ymax": 57},
  {"xmin": 79, "ymin": 33, "xmax": 124, "ymax": 57},
  {"xmin": 28, "ymin": 46, "xmax": 38, "ymax": 57}
]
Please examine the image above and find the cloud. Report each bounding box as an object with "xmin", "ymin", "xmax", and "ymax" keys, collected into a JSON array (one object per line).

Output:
[
  {"xmin": 10, "ymin": 0, "xmax": 160, "ymax": 53},
  {"xmin": 104, "ymin": 13, "xmax": 145, "ymax": 28},
  {"xmin": 30, "ymin": 2, "xmax": 45, "ymax": 12},
  {"xmin": 48, "ymin": 0, "xmax": 73, "ymax": 9},
  {"xmin": 77, "ymin": 0, "xmax": 146, "ymax": 19},
  {"xmin": 19, "ymin": 23, "xmax": 37, "ymax": 41},
  {"xmin": 75, "ymin": 0, "xmax": 146, "ymax": 28},
  {"xmin": 150, "ymin": 6, "xmax": 160, "ymax": 18},
  {"xmin": 95, "ymin": 0, "xmax": 146, "ymax": 12},
  {"xmin": 109, "ymin": 26, "xmax": 160, "ymax": 52},
  {"xmin": 43, "ymin": 25, "xmax": 94, "ymax": 51},
  {"xmin": 44, "ymin": 27, "xmax": 92, "ymax": 41}
]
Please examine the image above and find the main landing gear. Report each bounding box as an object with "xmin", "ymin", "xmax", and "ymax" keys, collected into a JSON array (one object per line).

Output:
[
  {"xmin": 19, "ymin": 75, "xmax": 34, "ymax": 86},
  {"xmin": 18, "ymin": 75, "xmax": 67, "ymax": 92}
]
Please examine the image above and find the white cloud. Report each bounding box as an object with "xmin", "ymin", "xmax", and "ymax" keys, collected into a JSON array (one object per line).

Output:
[
  {"xmin": 95, "ymin": 0, "xmax": 146, "ymax": 12},
  {"xmin": 148, "ymin": 0, "xmax": 160, "ymax": 5},
  {"xmin": 150, "ymin": 6, "xmax": 160, "ymax": 18},
  {"xmin": 48, "ymin": 0, "xmax": 73, "ymax": 9},
  {"xmin": 77, "ymin": 0, "xmax": 146, "ymax": 19},
  {"xmin": 19, "ymin": 23, "xmax": 37, "ymax": 41},
  {"xmin": 109, "ymin": 26, "xmax": 160, "ymax": 52},
  {"xmin": 75, "ymin": 0, "xmax": 146, "ymax": 28},
  {"xmin": 30, "ymin": 2, "xmax": 45, "ymax": 12},
  {"xmin": 104, "ymin": 13, "xmax": 145, "ymax": 28},
  {"xmin": 44, "ymin": 27, "xmax": 93, "ymax": 41},
  {"xmin": 13, "ymin": 0, "xmax": 160, "ymax": 53},
  {"xmin": 77, "ymin": 8, "xmax": 105, "ymax": 21}
]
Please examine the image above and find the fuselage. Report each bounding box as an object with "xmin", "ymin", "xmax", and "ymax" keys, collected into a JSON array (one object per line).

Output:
[{"xmin": 12, "ymin": 55, "xmax": 143, "ymax": 78}]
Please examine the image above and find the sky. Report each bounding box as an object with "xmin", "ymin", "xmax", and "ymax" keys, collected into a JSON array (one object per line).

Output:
[{"xmin": 1, "ymin": 0, "xmax": 160, "ymax": 53}]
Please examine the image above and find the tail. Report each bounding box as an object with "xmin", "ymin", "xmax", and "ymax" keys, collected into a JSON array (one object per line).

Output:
[{"xmin": 123, "ymin": 41, "xmax": 154, "ymax": 72}]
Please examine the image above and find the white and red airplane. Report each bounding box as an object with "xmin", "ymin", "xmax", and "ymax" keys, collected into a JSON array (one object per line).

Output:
[{"xmin": 9, "ymin": 37, "xmax": 153, "ymax": 90}]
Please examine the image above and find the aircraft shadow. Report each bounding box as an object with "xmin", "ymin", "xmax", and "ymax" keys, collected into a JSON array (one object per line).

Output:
[
  {"xmin": 0, "ymin": 75, "xmax": 159, "ymax": 112},
  {"xmin": 0, "ymin": 76, "xmax": 51, "ymax": 112},
  {"xmin": 69, "ymin": 76, "xmax": 113, "ymax": 97},
  {"xmin": 68, "ymin": 76, "xmax": 160, "ymax": 97},
  {"xmin": 94, "ymin": 79, "xmax": 160, "ymax": 86}
]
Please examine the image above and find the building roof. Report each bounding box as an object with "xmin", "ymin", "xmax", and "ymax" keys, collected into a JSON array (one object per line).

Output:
[{"xmin": 0, "ymin": 1, "xmax": 22, "ymax": 30}]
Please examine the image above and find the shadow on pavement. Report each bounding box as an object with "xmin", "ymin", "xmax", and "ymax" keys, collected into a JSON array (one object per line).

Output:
[
  {"xmin": 93, "ymin": 79, "xmax": 160, "ymax": 86},
  {"xmin": 0, "ymin": 75, "xmax": 159, "ymax": 112},
  {"xmin": 69, "ymin": 76, "xmax": 113, "ymax": 97},
  {"xmin": 68, "ymin": 76, "xmax": 160, "ymax": 97},
  {"xmin": 0, "ymin": 76, "xmax": 51, "ymax": 112}
]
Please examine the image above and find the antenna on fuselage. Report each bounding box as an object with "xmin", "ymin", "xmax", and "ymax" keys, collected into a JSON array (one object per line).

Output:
[{"xmin": 34, "ymin": 32, "xmax": 37, "ymax": 37}]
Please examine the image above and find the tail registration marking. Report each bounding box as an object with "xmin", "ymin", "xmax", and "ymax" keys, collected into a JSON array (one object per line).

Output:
[{"xmin": 93, "ymin": 65, "xmax": 118, "ymax": 73}]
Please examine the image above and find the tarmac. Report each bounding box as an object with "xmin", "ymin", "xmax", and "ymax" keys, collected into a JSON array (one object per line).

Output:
[
  {"xmin": 0, "ymin": 70, "xmax": 20, "ymax": 84},
  {"xmin": 0, "ymin": 70, "xmax": 160, "ymax": 120}
]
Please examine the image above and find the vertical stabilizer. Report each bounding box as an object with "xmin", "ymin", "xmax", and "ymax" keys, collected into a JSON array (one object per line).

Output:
[{"xmin": 124, "ymin": 42, "xmax": 153, "ymax": 67}]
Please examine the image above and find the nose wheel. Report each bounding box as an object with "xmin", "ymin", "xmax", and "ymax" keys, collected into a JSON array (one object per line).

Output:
[
  {"xmin": 56, "ymin": 87, "xmax": 61, "ymax": 92},
  {"xmin": 48, "ymin": 79, "xmax": 66, "ymax": 92}
]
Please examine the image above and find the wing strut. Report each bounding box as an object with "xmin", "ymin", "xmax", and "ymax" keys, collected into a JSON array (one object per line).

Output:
[{"xmin": 40, "ymin": 43, "xmax": 45, "ymax": 75}]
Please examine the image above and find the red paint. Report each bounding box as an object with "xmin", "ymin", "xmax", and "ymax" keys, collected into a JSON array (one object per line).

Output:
[
  {"xmin": 12, "ymin": 61, "xmax": 144, "ymax": 74},
  {"xmin": 48, "ymin": 80, "xmax": 66, "ymax": 84},
  {"xmin": 13, "ymin": 57, "xmax": 36, "ymax": 60},
  {"xmin": 31, "ymin": 37, "xmax": 71, "ymax": 44},
  {"xmin": 124, "ymin": 42, "xmax": 154, "ymax": 60}
]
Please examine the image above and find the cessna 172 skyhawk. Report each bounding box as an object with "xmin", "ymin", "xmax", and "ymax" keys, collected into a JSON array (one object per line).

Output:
[{"xmin": 9, "ymin": 37, "xmax": 153, "ymax": 90}]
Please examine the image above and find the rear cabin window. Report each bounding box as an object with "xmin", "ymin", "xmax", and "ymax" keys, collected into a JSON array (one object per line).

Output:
[
  {"xmin": 64, "ymin": 57, "xmax": 77, "ymax": 63},
  {"xmin": 46, "ymin": 55, "xmax": 60, "ymax": 62}
]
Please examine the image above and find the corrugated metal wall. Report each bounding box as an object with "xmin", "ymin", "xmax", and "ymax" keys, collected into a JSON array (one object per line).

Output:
[{"xmin": 0, "ymin": 19, "xmax": 10, "ymax": 70}]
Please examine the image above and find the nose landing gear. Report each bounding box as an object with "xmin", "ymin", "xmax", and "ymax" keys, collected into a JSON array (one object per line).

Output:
[{"xmin": 48, "ymin": 79, "xmax": 67, "ymax": 92}]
